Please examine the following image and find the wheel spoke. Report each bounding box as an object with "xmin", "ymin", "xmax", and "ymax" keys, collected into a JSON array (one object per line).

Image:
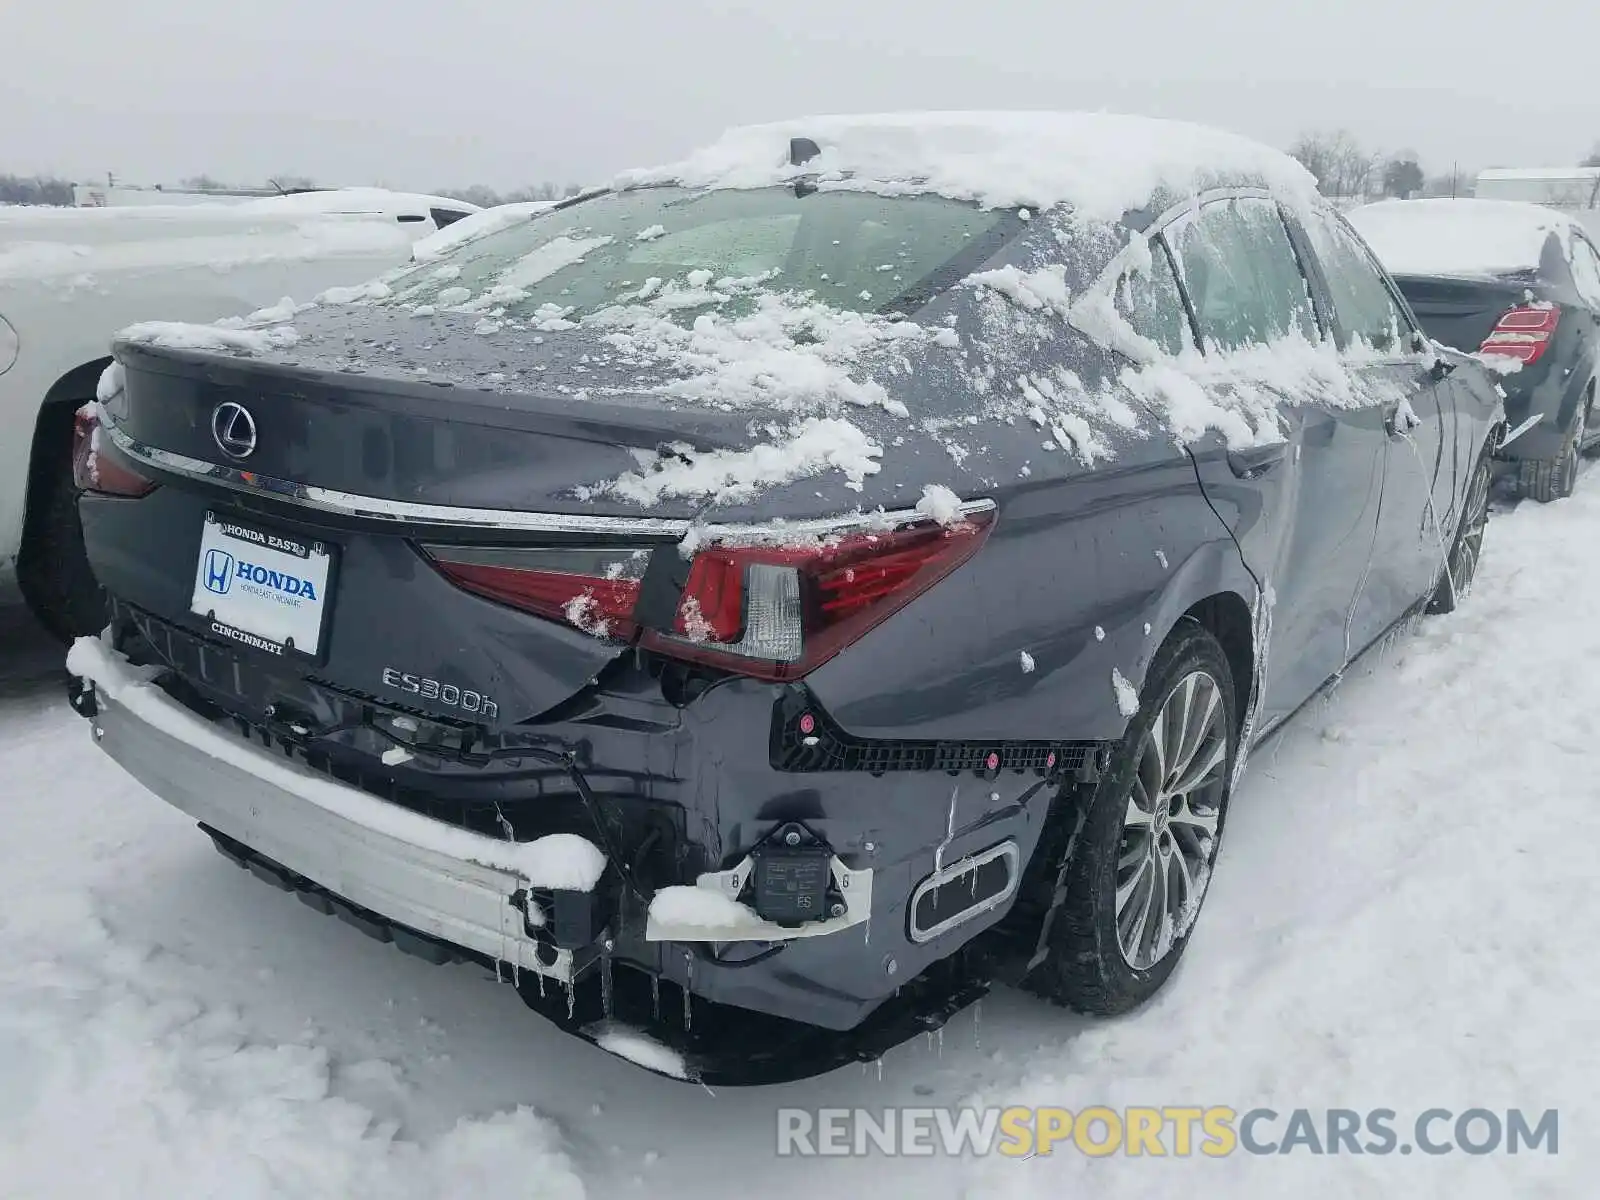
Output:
[
  {"xmin": 1170, "ymin": 793, "xmax": 1220, "ymax": 838},
  {"xmin": 1126, "ymin": 782, "xmax": 1155, "ymax": 830},
  {"xmin": 1169, "ymin": 676, "xmax": 1214, "ymax": 784},
  {"xmin": 1118, "ymin": 857, "xmax": 1157, "ymax": 958},
  {"xmin": 1169, "ymin": 735, "xmax": 1226, "ymax": 795}
]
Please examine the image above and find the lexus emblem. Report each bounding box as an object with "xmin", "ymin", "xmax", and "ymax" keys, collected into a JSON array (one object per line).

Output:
[{"xmin": 211, "ymin": 401, "xmax": 257, "ymax": 459}]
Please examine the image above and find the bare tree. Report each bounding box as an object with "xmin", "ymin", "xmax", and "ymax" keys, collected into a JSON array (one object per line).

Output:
[
  {"xmin": 0, "ymin": 174, "xmax": 75, "ymax": 206},
  {"xmin": 1290, "ymin": 129, "xmax": 1378, "ymax": 199},
  {"xmin": 1582, "ymin": 143, "xmax": 1600, "ymax": 169},
  {"xmin": 1382, "ymin": 154, "xmax": 1424, "ymax": 199}
]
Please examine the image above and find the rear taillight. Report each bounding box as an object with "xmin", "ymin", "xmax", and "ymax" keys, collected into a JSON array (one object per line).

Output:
[
  {"xmin": 642, "ymin": 510, "xmax": 995, "ymax": 681},
  {"xmin": 425, "ymin": 545, "xmax": 651, "ymax": 639},
  {"xmin": 71, "ymin": 406, "xmax": 157, "ymax": 497},
  {"xmin": 1479, "ymin": 304, "xmax": 1561, "ymax": 366}
]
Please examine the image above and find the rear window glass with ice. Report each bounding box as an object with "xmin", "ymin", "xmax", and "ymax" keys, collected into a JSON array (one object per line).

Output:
[{"xmin": 379, "ymin": 186, "xmax": 1018, "ymax": 322}]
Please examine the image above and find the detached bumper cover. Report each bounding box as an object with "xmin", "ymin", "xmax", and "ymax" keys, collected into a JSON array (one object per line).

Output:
[{"xmin": 74, "ymin": 638, "xmax": 584, "ymax": 984}]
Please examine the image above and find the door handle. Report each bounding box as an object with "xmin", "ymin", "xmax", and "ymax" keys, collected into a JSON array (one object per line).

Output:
[{"xmin": 1226, "ymin": 441, "xmax": 1289, "ymax": 479}]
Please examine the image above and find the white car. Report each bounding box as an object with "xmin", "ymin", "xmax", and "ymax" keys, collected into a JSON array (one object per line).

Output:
[{"xmin": 0, "ymin": 189, "xmax": 481, "ymax": 638}]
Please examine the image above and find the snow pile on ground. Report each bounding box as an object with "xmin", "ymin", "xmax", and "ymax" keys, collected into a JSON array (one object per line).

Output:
[
  {"xmin": 1348, "ymin": 198, "xmax": 1575, "ymax": 278},
  {"xmin": 618, "ymin": 112, "xmax": 1319, "ymax": 218}
]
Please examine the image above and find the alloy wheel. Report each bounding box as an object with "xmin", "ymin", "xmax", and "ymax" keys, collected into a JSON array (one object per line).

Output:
[{"xmin": 1114, "ymin": 669, "xmax": 1228, "ymax": 970}]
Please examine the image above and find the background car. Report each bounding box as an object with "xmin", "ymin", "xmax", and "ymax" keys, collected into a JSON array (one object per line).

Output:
[
  {"xmin": 0, "ymin": 189, "xmax": 481, "ymax": 640},
  {"xmin": 1348, "ymin": 198, "xmax": 1600, "ymax": 501},
  {"xmin": 68, "ymin": 113, "xmax": 1503, "ymax": 1082}
]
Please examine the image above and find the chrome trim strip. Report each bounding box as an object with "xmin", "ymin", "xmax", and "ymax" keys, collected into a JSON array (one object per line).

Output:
[
  {"xmin": 103, "ymin": 415, "xmax": 996, "ymax": 538},
  {"xmin": 907, "ymin": 840, "xmax": 1020, "ymax": 944}
]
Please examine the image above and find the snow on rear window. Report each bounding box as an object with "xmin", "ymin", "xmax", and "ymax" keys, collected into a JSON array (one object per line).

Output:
[{"xmin": 377, "ymin": 186, "xmax": 1017, "ymax": 323}]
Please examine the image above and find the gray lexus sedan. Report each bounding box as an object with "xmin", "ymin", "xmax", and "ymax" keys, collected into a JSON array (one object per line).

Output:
[{"xmin": 65, "ymin": 112, "xmax": 1504, "ymax": 1083}]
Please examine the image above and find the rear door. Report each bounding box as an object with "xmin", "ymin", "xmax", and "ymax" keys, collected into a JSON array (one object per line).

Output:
[
  {"xmin": 1297, "ymin": 207, "xmax": 1456, "ymax": 636},
  {"xmin": 1161, "ymin": 194, "xmax": 1386, "ymax": 727}
]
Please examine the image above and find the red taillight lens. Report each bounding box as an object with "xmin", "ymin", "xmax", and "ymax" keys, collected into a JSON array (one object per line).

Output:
[
  {"xmin": 643, "ymin": 510, "xmax": 995, "ymax": 681},
  {"xmin": 1479, "ymin": 304, "xmax": 1561, "ymax": 366},
  {"xmin": 424, "ymin": 546, "xmax": 650, "ymax": 639},
  {"xmin": 71, "ymin": 406, "xmax": 157, "ymax": 497}
]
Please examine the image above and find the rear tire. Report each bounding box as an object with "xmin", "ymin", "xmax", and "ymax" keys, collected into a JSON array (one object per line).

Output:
[
  {"xmin": 1026, "ymin": 619, "xmax": 1237, "ymax": 1016},
  {"xmin": 1519, "ymin": 419, "xmax": 1581, "ymax": 502},
  {"xmin": 16, "ymin": 404, "xmax": 106, "ymax": 644}
]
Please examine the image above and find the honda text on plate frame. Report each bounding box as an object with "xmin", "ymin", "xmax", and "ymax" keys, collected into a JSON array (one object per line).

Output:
[{"xmin": 189, "ymin": 512, "xmax": 336, "ymax": 659}]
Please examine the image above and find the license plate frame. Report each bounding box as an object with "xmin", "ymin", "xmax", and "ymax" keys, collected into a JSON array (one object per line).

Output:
[{"xmin": 189, "ymin": 511, "xmax": 338, "ymax": 662}]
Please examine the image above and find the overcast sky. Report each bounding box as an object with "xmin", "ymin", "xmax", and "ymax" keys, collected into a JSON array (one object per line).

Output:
[{"xmin": 5, "ymin": 0, "xmax": 1597, "ymax": 191}]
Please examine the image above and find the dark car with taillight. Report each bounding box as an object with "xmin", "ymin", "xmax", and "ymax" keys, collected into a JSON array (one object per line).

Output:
[
  {"xmin": 1349, "ymin": 198, "xmax": 1600, "ymax": 501},
  {"xmin": 66, "ymin": 114, "xmax": 1504, "ymax": 1083}
]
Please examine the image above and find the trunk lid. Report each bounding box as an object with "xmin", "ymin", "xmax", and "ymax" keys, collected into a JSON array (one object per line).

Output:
[{"xmin": 1391, "ymin": 272, "xmax": 1540, "ymax": 356}]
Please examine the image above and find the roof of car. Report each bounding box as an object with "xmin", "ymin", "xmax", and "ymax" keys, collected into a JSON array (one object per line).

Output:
[{"xmin": 617, "ymin": 111, "xmax": 1320, "ymax": 219}]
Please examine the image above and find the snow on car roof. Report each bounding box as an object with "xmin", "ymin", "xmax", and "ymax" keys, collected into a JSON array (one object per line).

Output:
[
  {"xmin": 617, "ymin": 111, "xmax": 1320, "ymax": 219},
  {"xmin": 1348, "ymin": 198, "xmax": 1575, "ymax": 279},
  {"xmin": 232, "ymin": 188, "xmax": 483, "ymax": 217}
]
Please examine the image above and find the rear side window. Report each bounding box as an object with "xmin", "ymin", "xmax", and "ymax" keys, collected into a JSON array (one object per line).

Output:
[
  {"xmin": 1165, "ymin": 196, "xmax": 1319, "ymax": 352},
  {"xmin": 1114, "ymin": 240, "xmax": 1194, "ymax": 356},
  {"xmin": 1567, "ymin": 234, "xmax": 1600, "ymax": 309},
  {"xmin": 1303, "ymin": 208, "xmax": 1415, "ymax": 353}
]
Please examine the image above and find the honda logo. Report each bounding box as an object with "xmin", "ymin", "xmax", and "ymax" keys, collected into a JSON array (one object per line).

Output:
[
  {"xmin": 211, "ymin": 401, "xmax": 257, "ymax": 459},
  {"xmin": 202, "ymin": 549, "xmax": 235, "ymax": 595}
]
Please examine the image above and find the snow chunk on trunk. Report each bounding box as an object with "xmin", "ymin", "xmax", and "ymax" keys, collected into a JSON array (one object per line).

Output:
[
  {"xmin": 915, "ymin": 483, "xmax": 965, "ymax": 525},
  {"xmin": 315, "ymin": 279, "xmax": 391, "ymax": 305},
  {"xmin": 117, "ymin": 321, "xmax": 300, "ymax": 357},
  {"xmin": 967, "ymin": 263, "xmax": 1071, "ymax": 317},
  {"xmin": 95, "ymin": 361, "xmax": 124, "ymax": 403},
  {"xmin": 595, "ymin": 417, "xmax": 882, "ymax": 506}
]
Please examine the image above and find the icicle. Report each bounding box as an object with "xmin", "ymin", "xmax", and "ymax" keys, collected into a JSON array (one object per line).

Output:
[
  {"xmin": 600, "ymin": 944, "xmax": 615, "ymax": 1019},
  {"xmin": 973, "ymin": 1001, "xmax": 982, "ymax": 1050},
  {"xmin": 864, "ymin": 912, "xmax": 871, "ymax": 947},
  {"xmin": 651, "ymin": 973, "xmax": 661, "ymax": 1021},
  {"xmin": 495, "ymin": 957, "xmax": 504, "ymax": 984},
  {"xmin": 935, "ymin": 786, "xmax": 959, "ymax": 872},
  {"xmin": 537, "ymin": 966, "xmax": 546, "ymax": 998},
  {"xmin": 682, "ymin": 951, "xmax": 694, "ymax": 1032},
  {"xmin": 937, "ymin": 1026, "xmax": 944, "ymax": 1058},
  {"xmin": 512, "ymin": 957, "xmax": 520, "ymax": 989},
  {"xmin": 876, "ymin": 1057, "xmax": 884, "ymax": 1082},
  {"xmin": 565, "ymin": 975, "xmax": 576, "ymax": 1020}
]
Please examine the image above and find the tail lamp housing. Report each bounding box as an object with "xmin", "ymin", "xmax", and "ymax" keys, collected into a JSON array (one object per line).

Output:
[
  {"xmin": 641, "ymin": 508, "xmax": 995, "ymax": 681},
  {"xmin": 1479, "ymin": 304, "xmax": 1561, "ymax": 367},
  {"xmin": 425, "ymin": 504, "xmax": 995, "ymax": 682},
  {"xmin": 71, "ymin": 405, "xmax": 157, "ymax": 497}
]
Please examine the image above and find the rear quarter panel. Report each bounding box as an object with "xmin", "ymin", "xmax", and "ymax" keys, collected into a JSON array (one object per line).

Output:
[{"xmin": 804, "ymin": 450, "xmax": 1258, "ymax": 744}]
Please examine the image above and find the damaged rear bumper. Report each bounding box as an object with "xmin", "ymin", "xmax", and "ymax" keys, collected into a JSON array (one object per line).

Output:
[{"xmin": 71, "ymin": 635, "xmax": 1082, "ymax": 1082}]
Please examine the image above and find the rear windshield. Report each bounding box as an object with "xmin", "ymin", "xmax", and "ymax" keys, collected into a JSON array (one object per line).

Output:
[{"xmin": 379, "ymin": 186, "xmax": 1020, "ymax": 321}]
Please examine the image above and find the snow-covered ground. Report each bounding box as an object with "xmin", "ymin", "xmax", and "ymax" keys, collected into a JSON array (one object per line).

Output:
[{"xmin": 2, "ymin": 480, "xmax": 1597, "ymax": 1198}]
